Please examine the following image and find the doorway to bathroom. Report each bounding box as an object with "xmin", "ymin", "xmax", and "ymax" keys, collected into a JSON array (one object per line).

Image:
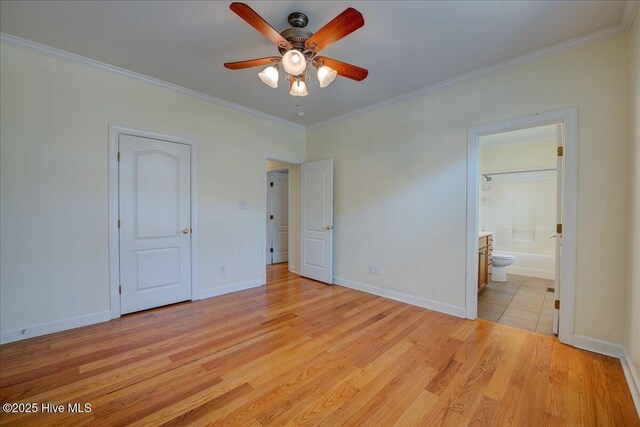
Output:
[{"xmin": 466, "ymin": 109, "xmax": 578, "ymax": 345}]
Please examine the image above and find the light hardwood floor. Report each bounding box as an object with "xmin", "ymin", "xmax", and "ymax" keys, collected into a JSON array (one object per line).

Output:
[{"xmin": 1, "ymin": 263, "xmax": 638, "ymax": 426}]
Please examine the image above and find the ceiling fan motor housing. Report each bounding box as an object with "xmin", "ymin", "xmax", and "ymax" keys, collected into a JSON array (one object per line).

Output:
[{"xmin": 279, "ymin": 12, "xmax": 314, "ymax": 55}]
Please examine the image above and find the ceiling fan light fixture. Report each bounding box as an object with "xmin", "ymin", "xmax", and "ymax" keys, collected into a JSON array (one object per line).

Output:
[
  {"xmin": 282, "ymin": 50, "xmax": 307, "ymax": 76},
  {"xmin": 317, "ymin": 65, "xmax": 337, "ymax": 88},
  {"xmin": 289, "ymin": 79, "xmax": 308, "ymax": 97},
  {"xmin": 258, "ymin": 66, "xmax": 279, "ymax": 88}
]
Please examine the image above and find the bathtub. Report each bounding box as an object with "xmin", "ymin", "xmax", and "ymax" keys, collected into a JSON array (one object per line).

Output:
[{"xmin": 492, "ymin": 250, "xmax": 555, "ymax": 280}]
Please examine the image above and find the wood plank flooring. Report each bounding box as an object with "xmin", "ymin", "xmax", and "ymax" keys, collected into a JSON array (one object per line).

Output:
[{"xmin": 1, "ymin": 263, "xmax": 638, "ymax": 426}]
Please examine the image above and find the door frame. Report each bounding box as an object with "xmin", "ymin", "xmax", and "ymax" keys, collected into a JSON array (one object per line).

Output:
[
  {"xmin": 108, "ymin": 125, "xmax": 198, "ymax": 319},
  {"xmin": 465, "ymin": 108, "xmax": 578, "ymax": 345},
  {"xmin": 262, "ymin": 152, "xmax": 303, "ymax": 285}
]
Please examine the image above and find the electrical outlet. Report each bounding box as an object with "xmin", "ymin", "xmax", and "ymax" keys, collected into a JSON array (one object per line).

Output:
[
  {"xmin": 220, "ymin": 265, "xmax": 226, "ymax": 274},
  {"xmin": 238, "ymin": 200, "xmax": 246, "ymax": 210},
  {"xmin": 369, "ymin": 265, "xmax": 380, "ymax": 276}
]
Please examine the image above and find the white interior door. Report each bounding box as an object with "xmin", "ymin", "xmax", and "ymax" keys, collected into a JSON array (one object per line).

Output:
[
  {"xmin": 300, "ymin": 159, "xmax": 333, "ymax": 284},
  {"xmin": 119, "ymin": 134, "xmax": 192, "ymax": 314},
  {"xmin": 268, "ymin": 171, "xmax": 289, "ymax": 264},
  {"xmin": 553, "ymin": 124, "xmax": 563, "ymax": 335}
]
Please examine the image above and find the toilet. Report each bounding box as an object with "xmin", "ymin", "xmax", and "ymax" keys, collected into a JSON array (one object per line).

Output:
[{"xmin": 491, "ymin": 252, "xmax": 516, "ymax": 282}]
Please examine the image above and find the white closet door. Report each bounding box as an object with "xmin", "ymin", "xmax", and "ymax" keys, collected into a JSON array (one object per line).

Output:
[
  {"xmin": 269, "ymin": 172, "xmax": 289, "ymax": 263},
  {"xmin": 300, "ymin": 159, "xmax": 333, "ymax": 284},
  {"xmin": 119, "ymin": 134, "xmax": 192, "ymax": 314}
]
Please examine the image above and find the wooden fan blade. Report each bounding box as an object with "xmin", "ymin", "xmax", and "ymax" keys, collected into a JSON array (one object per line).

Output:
[
  {"xmin": 316, "ymin": 57, "xmax": 368, "ymax": 81},
  {"xmin": 305, "ymin": 8, "xmax": 364, "ymax": 52},
  {"xmin": 224, "ymin": 57, "xmax": 281, "ymax": 70},
  {"xmin": 230, "ymin": 3, "xmax": 292, "ymax": 49}
]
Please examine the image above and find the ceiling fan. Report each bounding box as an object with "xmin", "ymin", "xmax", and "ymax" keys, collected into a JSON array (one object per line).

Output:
[{"xmin": 224, "ymin": 2, "xmax": 368, "ymax": 97}]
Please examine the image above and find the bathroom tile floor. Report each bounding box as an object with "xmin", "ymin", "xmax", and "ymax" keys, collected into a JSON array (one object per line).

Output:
[{"xmin": 478, "ymin": 274, "xmax": 555, "ymax": 335}]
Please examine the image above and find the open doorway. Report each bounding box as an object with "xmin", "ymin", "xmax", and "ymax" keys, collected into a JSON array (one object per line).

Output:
[
  {"xmin": 467, "ymin": 109, "xmax": 577, "ymax": 345},
  {"xmin": 263, "ymin": 156, "xmax": 302, "ymax": 284},
  {"xmin": 476, "ymin": 124, "xmax": 559, "ymax": 335}
]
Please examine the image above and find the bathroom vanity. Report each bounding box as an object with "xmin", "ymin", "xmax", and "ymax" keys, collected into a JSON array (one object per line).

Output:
[{"xmin": 478, "ymin": 232, "xmax": 493, "ymax": 292}]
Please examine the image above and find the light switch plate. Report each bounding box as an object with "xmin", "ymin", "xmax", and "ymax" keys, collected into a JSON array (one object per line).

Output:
[{"xmin": 238, "ymin": 200, "xmax": 246, "ymax": 210}]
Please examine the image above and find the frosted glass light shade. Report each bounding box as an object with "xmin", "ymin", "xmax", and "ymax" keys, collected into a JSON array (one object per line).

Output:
[
  {"xmin": 258, "ymin": 66, "xmax": 279, "ymax": 88},
  {"xmin": 289, "ymin": 80, "xmax": 308, "ymax": 96},
  {"xmin": 317, "ymin": 65, "xmax": 337, "ymax": 88},
  {"xmin": 282, "ymin": 50, "xmax": 307, "ymax": 76}
]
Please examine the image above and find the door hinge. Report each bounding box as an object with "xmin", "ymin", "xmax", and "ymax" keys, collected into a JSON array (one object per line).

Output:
[
  {"xmin": 119, "ymin": 285, "xmax": 122, "ymax": 295},
  {"xmin": 557, "ymin": 146, "xmax": 564, "ymax": 157},
  {"xmin": 270, "ymin": 182, "xmax": 274, "ymax": 187},
  {"xmin": 554, "ymin": 299, "xmax": 560, "ymax": 310},
  {"xmin": 270, "ymin": 248, "xmax": 274, "ymax": 253},
  {"xmin": 270, "ymin": 214, "xmax": 274, "ymax": 220},
  {"xmin": 117, "ymin": 219, "xmax": 121, "ymax": 229},
  {"xmin": 117, "ymin": 152, "xmax": 121, "ymax": 161},
  {"xmin": 556, "ymin": 223, "xmax": 562, "ymax": 234}
]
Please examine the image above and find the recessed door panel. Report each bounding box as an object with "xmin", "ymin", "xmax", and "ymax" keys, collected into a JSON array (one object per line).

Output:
[
  {"xmin": 136, "ymin": 248, "xmax": 180, "ymax": 291},
  {"xmin": 304, "ymin": 238, "xmax": 325, "ymax": 269},
  {"xmin": 305, "ymin": 170, "xmax": 326, "ymax": 231},
  {"xmin": 135, "ymin": 151, "xmax": 179, "ymax": 239}
]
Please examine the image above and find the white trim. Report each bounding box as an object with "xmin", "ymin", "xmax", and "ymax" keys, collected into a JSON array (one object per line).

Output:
[
  {"xmin": 289, "ymin": 265, "xmax": 299, "ymax": 274},
  {"xmin": 573, "ymin": 335, "xmax": 624, "ymax": 358},
  {"xmin": 308, "ymin": 3, "xmax": 637, "ymax": 130},
  {"xmin": 466, "ymin": 108, "xmax": 578, "ymax": 346},
  {"xmin": 0, "ymin": 33, "xmax": 304, "ymax": 131},
  {"xmin": 334, "ymin": 277, "xmax": 466, "ymax": 319},
  {"xmin": 0, "ymin": 311, "xmax": 111, "ymax": 344},
  {"xmin": 108, "ymin": 125, "xmax": 199, "ymax": 319},
  {"xmin": 2, "ymin": 1, "xmax": 636, "ymax": 132},
  {"xmin": 261, "ymin": 152, "xmax": 303, "ymax": 285},
  {"xmin": 622, "ymin": 347, "xmax": 640, "ymax": 416},
  {"xmin": 198, "ymin": 279, "xmax": 262, "ymax": 300}
]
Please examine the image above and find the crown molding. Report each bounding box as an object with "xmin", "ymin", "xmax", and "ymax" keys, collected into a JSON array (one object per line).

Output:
[
  {"xmin": 308, "ymin": 1, "xmax": 638, "ymax": 130},
  {"xmin": 0, "ymin": 32, "xmax": 305, "ymax": 131}
]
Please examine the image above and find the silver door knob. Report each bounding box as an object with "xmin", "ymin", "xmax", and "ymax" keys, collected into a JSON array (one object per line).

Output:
[
  {"xmin": 181, "ymin": 228, "xmax": 191, "ymax": 234},
  {"xmin": 324, "ymin": 225, "xmax": 333, "ymax": 230}
]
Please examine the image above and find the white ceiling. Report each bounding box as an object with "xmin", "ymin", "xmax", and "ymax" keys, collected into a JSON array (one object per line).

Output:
[{"xmin": 0, "ymin": 1, "xmax": 631, "ymax": 126}]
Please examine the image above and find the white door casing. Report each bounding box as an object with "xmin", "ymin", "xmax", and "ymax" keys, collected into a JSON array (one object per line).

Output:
[
  {"xmin": 267, "ymin": 171, "xmax": 289, "ymax": 264},
  {"xmin": 553, "ymin": 124, "xmax": 563, "ymax": 335},
  {"xmin": 466, "ymin": 108, "xmax": 578, "ymax": 346},
  {"xmin": 119, "ymin": 134, "xmax": 192, "ymax": 314},
  {"xmin": 300, "ymin": 159, "xmax": 334, "ymax": 284}
]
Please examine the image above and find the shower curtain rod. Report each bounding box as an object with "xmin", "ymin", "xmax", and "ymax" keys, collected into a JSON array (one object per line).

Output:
[{"xmin": 483, "ymin": 167, "xmax": 557, "ymax": 177}]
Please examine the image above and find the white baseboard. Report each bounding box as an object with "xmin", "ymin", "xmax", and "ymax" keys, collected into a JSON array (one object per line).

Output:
[
  {"xmin": 573, "ymin": 335, "xmax": 624, "ymax": 358},
  {"xmin": 0, "ymin": 310, "xmax": 111, "ymax": 345},
  {"xmin": 199, "ymin": 279, "xmax": 263, "ymax": 300},
  {"xmin": 622, "ymin": 347, "xmax": 640, "ymax": 417},
  {"xmin": 333, "ymin": 277, "xmax": 466, "ymax": 318},
  {"xmin": 289, "ymin": 265, "xmax": 299, "ymax": 274},
  {"xmin": 508, "ymin": 266, "xmax": 555, "ymax": 280}
]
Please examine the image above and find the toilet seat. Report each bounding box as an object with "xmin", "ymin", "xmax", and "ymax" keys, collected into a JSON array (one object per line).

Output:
[{"xmin": 491, "ymin": 252, "xmax": 515, "ymax": 261}]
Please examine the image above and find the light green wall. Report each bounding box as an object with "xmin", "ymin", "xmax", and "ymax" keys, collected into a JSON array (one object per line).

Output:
[
  {"xmin": 308, "ymin": 33, "xmax": 631, "ymax": 344},
  {"xmin": 0, "ymin": 44, "xmax": 305, "ymax": 334}
]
